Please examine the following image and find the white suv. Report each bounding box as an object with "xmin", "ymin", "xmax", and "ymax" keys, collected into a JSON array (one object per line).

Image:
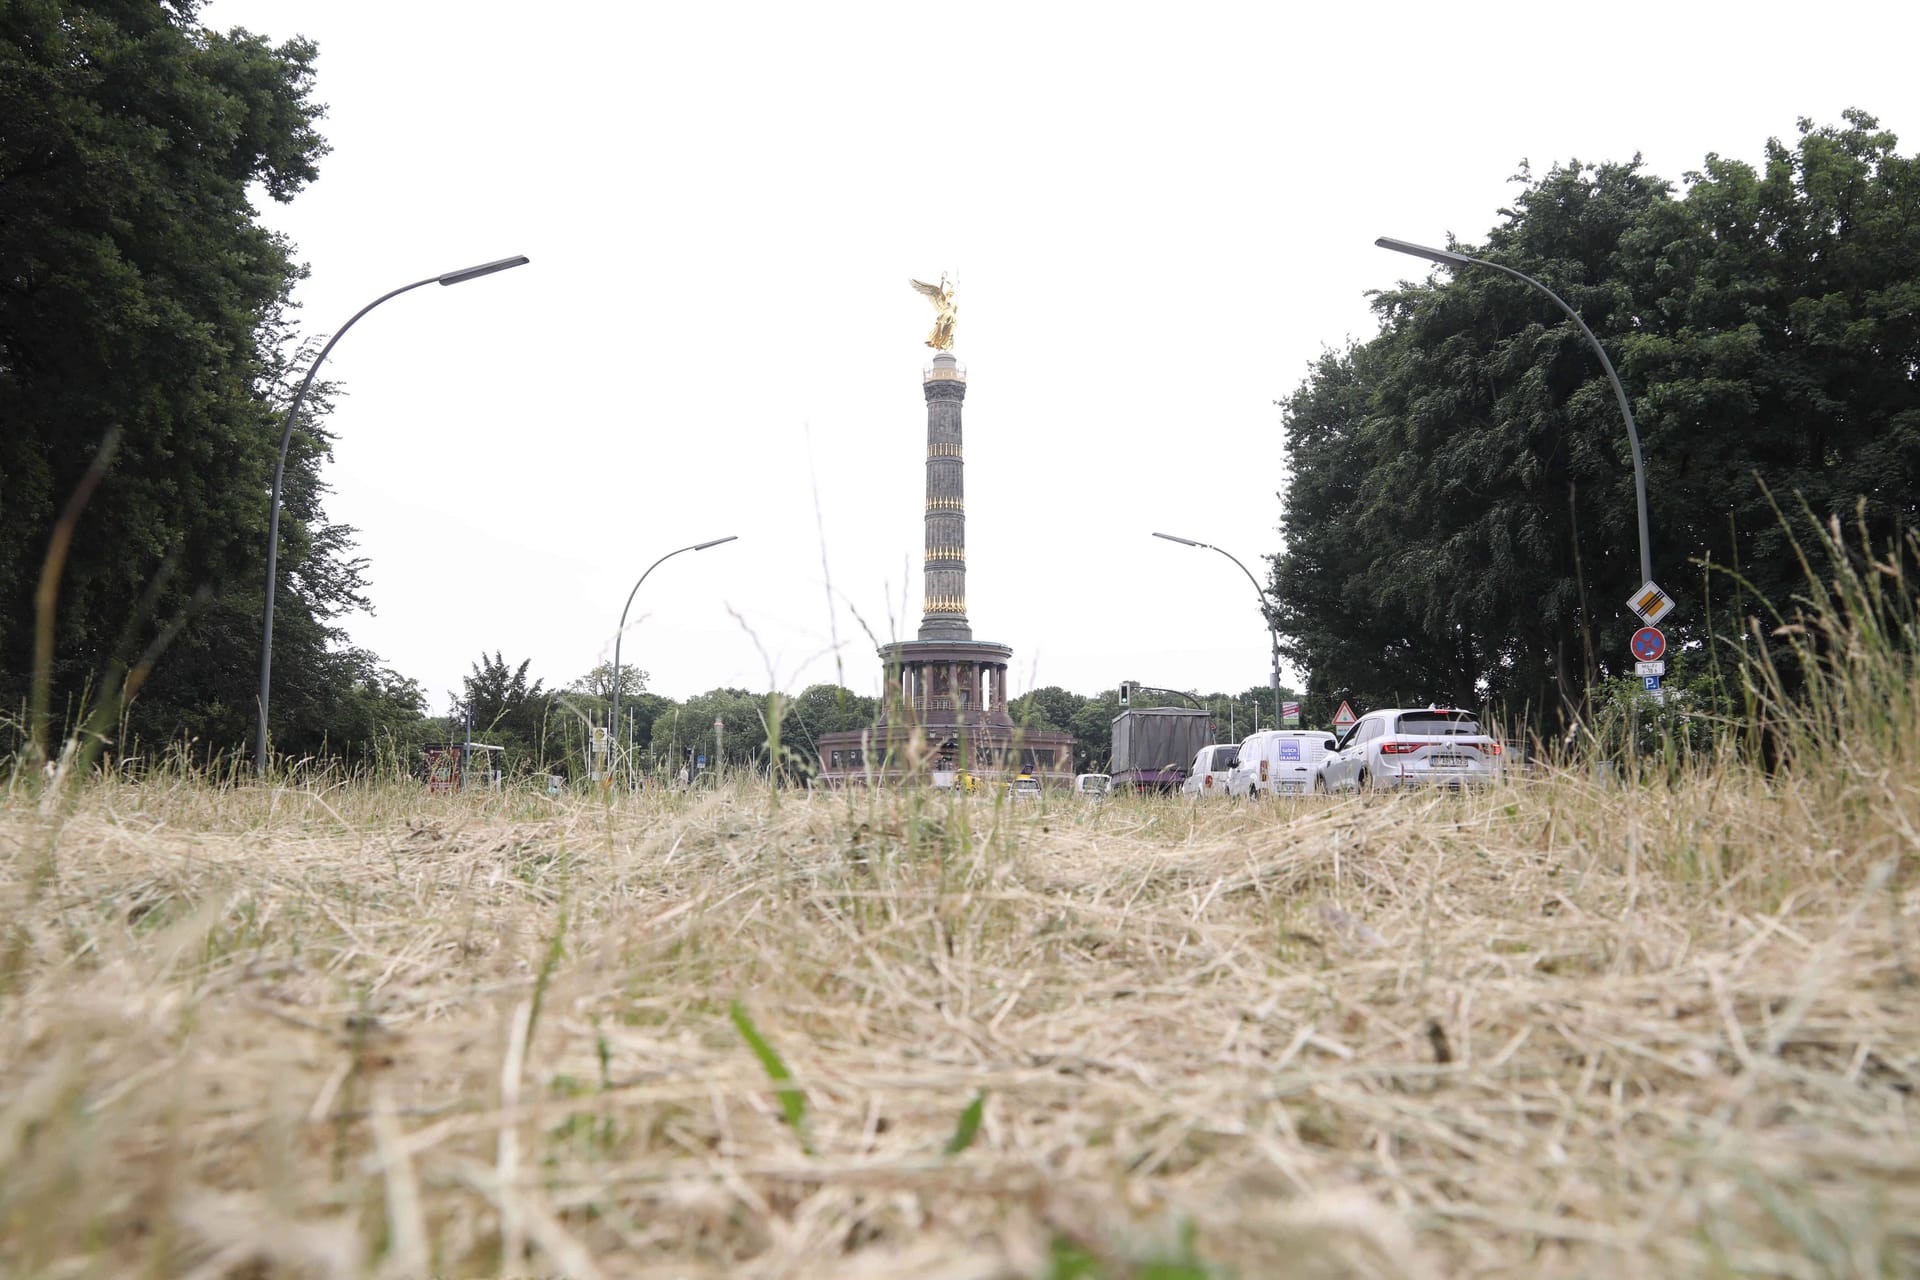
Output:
[
  {"xmin": 1318, "ymin": 707, "xmax": 1502, "ymax": 792},
  {"xmin": 1228, "ymin": 730, "xmax": 1338, "ymax": 799}
]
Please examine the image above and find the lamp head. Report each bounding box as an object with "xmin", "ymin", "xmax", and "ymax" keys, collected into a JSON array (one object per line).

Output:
[
  {"xmin": 1153, "ymin": 532, "xmax": 1205, "ymax": 548},
  {"xmin": 1375, "ymin": 237, "xmax": 1476, "ymax": 270},
  {"xmin": 693, "ymin": 535, "xmax": 739, "ymax": 551},
  {"xmin": 438, "ymin": 255, "xmax": 531, "ymax": 285}
]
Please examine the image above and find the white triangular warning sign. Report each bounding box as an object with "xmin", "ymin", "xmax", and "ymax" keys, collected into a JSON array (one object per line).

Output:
[{"xmin": 1331, "ymin": 700, "xmax": 1358, "ymax": 729}]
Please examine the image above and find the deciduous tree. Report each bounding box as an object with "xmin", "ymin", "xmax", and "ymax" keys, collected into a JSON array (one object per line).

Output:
[{"xmin": 1, "ymin": 1, "xmax": 417, "ymax": 759}]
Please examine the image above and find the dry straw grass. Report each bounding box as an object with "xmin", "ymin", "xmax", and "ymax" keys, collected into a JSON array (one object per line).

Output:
[{"xmin": 2, "ymin": 753, "xmax": 1915, "ymax": 1279}]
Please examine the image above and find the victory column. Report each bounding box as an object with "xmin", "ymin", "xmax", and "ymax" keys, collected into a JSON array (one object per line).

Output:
[{"xmin": 814, "ymin": 276, "xmax": 1075, "ymax": 787}]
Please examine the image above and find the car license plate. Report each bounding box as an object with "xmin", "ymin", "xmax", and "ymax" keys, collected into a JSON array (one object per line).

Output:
[
  {"xmin": 1279, "ymin": 781, "xmax": 1304, "ymax": 794},
  {"xmin": 1429, "ymin": 756, "xmax": 1469, "ymax": 768}
]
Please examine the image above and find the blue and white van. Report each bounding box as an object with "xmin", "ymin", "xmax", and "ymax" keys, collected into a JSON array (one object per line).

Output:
[{"xmin": 1227, "ymin": 730, "xmax": 1338, "ymax": 798}]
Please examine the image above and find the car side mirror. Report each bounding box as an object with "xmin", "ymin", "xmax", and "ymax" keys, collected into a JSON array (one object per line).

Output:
[{"xmin": 1324, "ymin": 739, "xmax": 1337, "ymax": 751}]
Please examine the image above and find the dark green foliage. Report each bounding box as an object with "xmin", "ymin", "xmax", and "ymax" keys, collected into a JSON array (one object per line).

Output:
[
  {"xmin": 445, "ymin": 660, "xmax": 545, "ymax": 752},
  {"xmin": 1012, "ymin": 684, "xmax": 1300, "ymax": 771},
  {"xmin": 1274, "ymin": 113, "xmax": 1920, "ymax": 731},
  {"xmin": 0, "ymin": 0, "xmax": 420, "ymax": 760},
  {"xmin": 782, "ymin": 682, "xmax": 879, "ymax": 765},
  {"xmin": 641, "ymin": 687, "xmax": 772, "ymax": 775},
  {"xmin": 636, "ymin": 683, "xmax": 879, "ymax": 777}
]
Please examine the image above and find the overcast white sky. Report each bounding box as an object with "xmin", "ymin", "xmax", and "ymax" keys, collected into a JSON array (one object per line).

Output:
[{"xmin": 203, "ymin": 0, "xmax": 1916, "ymax": 713}]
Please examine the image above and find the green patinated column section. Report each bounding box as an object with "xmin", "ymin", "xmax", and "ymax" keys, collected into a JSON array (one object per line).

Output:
[{"xmin": 920, "ymin": 350, "xmax": 971, "ymax": 641}]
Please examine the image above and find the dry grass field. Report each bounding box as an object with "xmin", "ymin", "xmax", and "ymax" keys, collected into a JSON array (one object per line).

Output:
[{"xmin": 2, "ymin": 752, "xmax": 1915, "ymax": 1279}]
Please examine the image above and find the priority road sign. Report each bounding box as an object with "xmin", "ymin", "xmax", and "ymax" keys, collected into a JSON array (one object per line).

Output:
[
  {"xmin": 1331, "ymin": 700, "xmax": 1358, "ymax": 730},
  {"xmin": 1628, "ymin": 580, "xmax": 1675, "ymax": 625},
  {"xmin": 1631, "ymin": 626, "xmax": 1667, "ymax": 663}
]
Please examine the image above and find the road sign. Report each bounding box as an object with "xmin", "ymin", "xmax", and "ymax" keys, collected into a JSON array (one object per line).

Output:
[
  {"xmin": 1642, "ymin": 675, "xmax": 1661, "ymax": 692},
  {"xmin": 1331, "ymin": 700, "xmax": 1358, "ymax": 730},
  {"xmin": 1631, "ymin": 626, "xmax": 1667, "ymax": 663},
  {"xmin": 1628, "ymin": 580, "xmax": 1675, "ymax": 625},
  {"xmin": 1635, "ymin": 660, "xmax": 1666, "ymax": 677}
]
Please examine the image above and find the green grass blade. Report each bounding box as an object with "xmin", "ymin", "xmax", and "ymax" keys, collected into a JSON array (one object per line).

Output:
[
  {"xmin": 945, "ymin": 1090, "xmax": 986, "ymax": 1155},
  {"xmin": 729, "ymin": 1000, "xmax": 809, "ymax": 1149}
]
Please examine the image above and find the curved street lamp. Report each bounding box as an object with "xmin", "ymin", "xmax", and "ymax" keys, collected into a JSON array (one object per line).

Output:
[
  {"xmin": 1375, "ymin": 236, "xmax": 1652, "ymax": 588},
  {"xmin": 254, "ymin": 255, "xmax": 530, "ymax": 775},
  {"xmin": 1152, "ymin": 532, "xmax": 1282, "ymax": 724},
  {"xmin": 609, "ymin": 536, "xmax": 739, "ymax": 781}
]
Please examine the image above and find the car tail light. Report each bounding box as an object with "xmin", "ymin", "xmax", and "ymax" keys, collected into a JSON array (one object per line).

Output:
[
  {"xmin": 1260, "ymin": 760, "xmax": 1269, "ymax": 781},
  {"xmin": 1380, "ymin": 741, "xmax": 1422, "ymax": 755}
]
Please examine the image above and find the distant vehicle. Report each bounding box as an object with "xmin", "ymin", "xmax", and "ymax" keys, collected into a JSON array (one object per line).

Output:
[
  {"xmin": 1009, "ymin": 773, "xmax": 1042, "ymax": 801},
  {"xmin": 1073, "ymin": 773, "xmax": 1111, "ymax": 799},
  {"xmin": 1109, "ymin": 707, "xmax": 1214, "ymax": 792},
  {"xmin": 1318, "ymin": 707, "xmax": 1502, "ymax": 792},
  {"xmin": 1180, "ymin": 743, "xmax": 1241, "ymax": 797},
  {"xmin": 1228, "ymin": 730, "xmax": 1338, "ymax": 799}
]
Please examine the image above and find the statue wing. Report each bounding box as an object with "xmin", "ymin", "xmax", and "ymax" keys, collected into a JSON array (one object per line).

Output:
[{"xmin": 909, "ymin": 278, "xmax": 947, "ymax": 302}]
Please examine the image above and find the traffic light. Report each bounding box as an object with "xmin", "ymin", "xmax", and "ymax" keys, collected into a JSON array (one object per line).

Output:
[{"xmin": 1118, "ymin": 681, "xmax": 1131, "ymax": 706}]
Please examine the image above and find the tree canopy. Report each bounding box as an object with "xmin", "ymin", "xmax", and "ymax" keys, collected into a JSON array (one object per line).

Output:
[
  {"xmin": 1272, "ymin": 112, "xmax": 1920, "ymax": 728},
  {"xmin": 1, "ymin": 1, "xmax": 420, "ymax": 760}
]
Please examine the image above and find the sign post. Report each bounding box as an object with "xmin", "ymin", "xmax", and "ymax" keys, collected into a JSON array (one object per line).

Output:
[
  {"xmin": 1629, "ymin": 627, "xmax": 1668, "ymax": 707},
  {"xmin": 590, "ymin": 724, "xmax": 609, "ymax": 783}
]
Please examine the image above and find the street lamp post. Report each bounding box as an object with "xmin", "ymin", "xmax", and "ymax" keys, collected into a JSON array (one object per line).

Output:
[
  {"xmin": 1375, "ymin": 236, "xmax": 1652, "ymax": 588},
  {"xmin": 609, "ymin": 536, "xmax": 739, "ymax": 785},
  {"xmin": 254, "ymin": 255, "xmax": 530, "ymax": 775},
  {"xmin": 1152, "ymin": 532, "xmax": 1283, "ymax": 724}
]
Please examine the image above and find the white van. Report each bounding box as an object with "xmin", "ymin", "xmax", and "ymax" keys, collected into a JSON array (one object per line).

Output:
[
  {"xmin": 1228, "ymin": 730, "xmax": 1338, "ymax": 799},
  {"xmin": 1181, "ymin": 743, "xmax": 1240, "ymax": 797}
]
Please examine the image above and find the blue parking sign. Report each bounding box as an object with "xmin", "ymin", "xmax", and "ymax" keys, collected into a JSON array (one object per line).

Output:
[{"xmin": 1642, "ymin": 675, "xmax": 1661, "ymax": 691}]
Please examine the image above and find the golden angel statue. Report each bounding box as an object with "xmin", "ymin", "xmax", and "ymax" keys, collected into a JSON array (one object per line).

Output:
[{"xmin": 909, "ymin": 273, "xmax": 958, "ymax": 350}]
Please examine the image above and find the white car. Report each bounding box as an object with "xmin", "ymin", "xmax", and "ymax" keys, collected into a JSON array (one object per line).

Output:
[
  {"xmin": 1180, "ymin": 743, "xmax": 1240, "ymax": 797},
  {"xmin": 1073, "ymin": 773, "xmax": 1111, "ymax": 800},
  {"xmin": 1227, "ymin": 730, "xmax": 1339, "ymax": 799},
  {"xmin": 1318, "ymin": 707, "xmax": 1502, "ymax": 792}
]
